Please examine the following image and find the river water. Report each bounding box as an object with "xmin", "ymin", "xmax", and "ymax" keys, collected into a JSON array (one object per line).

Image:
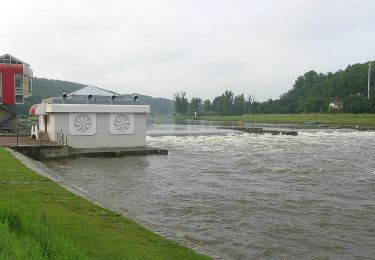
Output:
[{"xmin": 44, "ymin": 123, "xmax": 375, "ymax": 259}]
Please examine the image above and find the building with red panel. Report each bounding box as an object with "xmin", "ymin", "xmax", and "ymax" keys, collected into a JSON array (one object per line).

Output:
[{"xmin": 0, "ymin": 54, "xmax": 33, "ymax": 130}]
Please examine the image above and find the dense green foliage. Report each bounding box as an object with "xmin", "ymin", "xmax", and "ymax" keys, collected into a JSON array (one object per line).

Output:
[
  {"xmin": 0, "ymin": 148, "xmax": 209, "ymax": 259},
  {"xmin": 272, "ymin": 62, "xmax": 375, "ymax": 113},
  {"xmin": 175, "ymin": 61, "xmax": 375, "ymax": 115},
  {"xmin": 175, "ymin": 90, "xmax": 252, "ymax": 116},
  {"xmin": 174, "ymin": 91, "xmax": 189, "ymax": 114},
  {"xmin": 29, "ymin": 78, "xmax": 86, "ymax": 104},
  {"xmin": 17, "ymin": 78, "xmax": 175, "ymax": 115},
  {"xmin": 211, "ymin": 91, "xmax": 249, "ymax": 115}
]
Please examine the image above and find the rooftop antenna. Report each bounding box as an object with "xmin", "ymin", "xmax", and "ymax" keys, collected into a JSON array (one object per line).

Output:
[{"xmin": 368, "ymin": 62, "xmax": 371, "ymax": 100}]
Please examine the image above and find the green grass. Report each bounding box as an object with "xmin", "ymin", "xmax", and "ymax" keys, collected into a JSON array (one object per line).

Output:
[
  {"xmin": 0, "ymin": 200, "xmax": 87, "ymax": 259},
  {"xmin": 191, "ymin": 113, "xmax": 375, "ymax": 127},
  {"xmin": 0, "ymin": 148, "xmax": 209, "ymax": 260}
]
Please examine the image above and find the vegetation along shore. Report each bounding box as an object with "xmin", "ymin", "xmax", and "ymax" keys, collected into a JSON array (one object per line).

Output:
[
  {"xmin": 174, "ymin": 61, "xmax": 375, "ymax": 115},
  {"xmin": 0, "ymin": 148, "xmax": 209, "ymax": 259},
  {"xmin": 181, "ymin": 113, "xmax": 375, "ymax": 128}
]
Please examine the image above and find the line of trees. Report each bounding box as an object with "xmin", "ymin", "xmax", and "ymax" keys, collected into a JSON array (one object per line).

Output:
[
  {"xmin": 175, "ymin": 61, "xmax": 375, "ymax": 115},
  {"xmin": 175, "ymin": 90, "xmax": 254, "ymax": 116},
  {"xmin": 274, "ymin": 66, "xmax": 375, "ymax": 113}
]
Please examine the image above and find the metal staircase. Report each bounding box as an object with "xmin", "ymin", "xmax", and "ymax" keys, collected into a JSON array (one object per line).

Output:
[{"xmin": 0, "ymin": 104, "xmax": 17, "ymax": 131}]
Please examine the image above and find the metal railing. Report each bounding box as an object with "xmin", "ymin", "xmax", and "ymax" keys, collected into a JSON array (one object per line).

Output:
[
  {"xmin": 43, "ymin": 96, "xmax": 139, "ymax": 105},
  {"xmin": 15, "ymin": 128, "xmax": 48, "ymax": 147},
  {"xmin": 56, "ymin": 130, "xmax": 68, "ymax": 146}
]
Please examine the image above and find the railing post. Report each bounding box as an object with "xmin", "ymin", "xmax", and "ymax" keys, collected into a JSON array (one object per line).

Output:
[{"xmin": 16, "ymin": 128, "xmax": 19, "ymax": 147}]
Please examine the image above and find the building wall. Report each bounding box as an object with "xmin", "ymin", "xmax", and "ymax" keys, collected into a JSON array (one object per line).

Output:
[
  {"xmin": 23, "ymin": 76, "xmax": 32, "ymax": 98},
  {"xmin": 0, "ymin": 64, "xmax": 23, "ymax": 104},
  {"xmin": 46, "ymin": 112, "xmax": 147, "ymax": 148}
]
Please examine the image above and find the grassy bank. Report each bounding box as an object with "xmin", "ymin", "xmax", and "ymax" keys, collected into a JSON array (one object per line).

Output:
[
  {"xmin": 0, "ymin": 148, "xmax": 209, "ymax": 259},
  {"xmin": 191, "ymin": 113, "xmax": 375, "ymax": 127},
  {"xmin": 0, "ymin": 200, "xmax": 88, "ymax": 259}
]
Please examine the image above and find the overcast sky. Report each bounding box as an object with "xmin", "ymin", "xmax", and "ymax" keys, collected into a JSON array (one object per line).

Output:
[{"xmin": 1, "ymin": 0, "xmax": 375, "ymax": 101}]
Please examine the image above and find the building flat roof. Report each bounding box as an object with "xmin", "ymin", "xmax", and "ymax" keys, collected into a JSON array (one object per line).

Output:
[{"xmin": 68, "ymin": 86, "xmax": 120, "ymax": 97}]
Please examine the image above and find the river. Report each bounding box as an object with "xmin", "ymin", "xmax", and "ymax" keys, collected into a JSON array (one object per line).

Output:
[{"xmin": 44, "ymin": 122, "xmax": 375, "ymax": 259}]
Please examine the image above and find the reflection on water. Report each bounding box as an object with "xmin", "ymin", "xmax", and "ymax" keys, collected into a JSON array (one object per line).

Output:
[{"xmin": 44, "ymin": 126, "xmax": 375, "ymax": 259}]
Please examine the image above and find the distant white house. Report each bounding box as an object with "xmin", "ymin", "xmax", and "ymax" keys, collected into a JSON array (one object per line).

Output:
[
  {"xmin": 30, "ymin": 86, "xmax": 149, "ymax": 149},
  {"xmin": 329, "ymin": 101, "xmax": 343, "ymax": 110}
]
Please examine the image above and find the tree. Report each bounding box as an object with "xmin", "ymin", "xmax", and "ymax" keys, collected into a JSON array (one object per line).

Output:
[
  {"xmin": 181, "ymin": 92, "xmax": 189, "ymax": 114},
  {"xmin": 343, "ymin": 96, "xmax": 368, "ymax": 113},
  {"xmin": 222, "ymin": 90, "xmax": 234, "ymax": 115},
  {"xmin": 233, "ymin": 94, "xmax": 245, "ymax": 115},
  {"xmin": 212, "ymin": 96, "xmax": 224, "ymax": 115},
  {"xmin": 202, "ymin": 99, "xmax": 211, "ymax": 112},
  {"xmin": 174, "ymin": 92, "xmax": 182, "ymax": 114},
  {"xmin": 303, "ymin": 97, "xmax": 325, "ymax": 113},
  {"xmin": 190, "ymin": 97, "xmax": 202, "ymax": 114},
  {"xmin": 174, "ymin": 91, "xmax": 188, "ymax": 114},
  {"xmin": 246, "ymin": 95, "xmax": 254, "ymax": 113}
]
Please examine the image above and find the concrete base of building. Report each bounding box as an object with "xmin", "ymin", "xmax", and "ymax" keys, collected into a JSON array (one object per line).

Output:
[{"xmin": 11, "ymin": 145, "xmax": 168, "ymax": 161}]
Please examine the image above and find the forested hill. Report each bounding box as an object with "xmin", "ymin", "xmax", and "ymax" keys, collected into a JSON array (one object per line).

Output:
[
  {"xmin": 121, "ymin": 94, "xmax": 175, "ymax": 115},
  {"xmin": 256, "ymin": 61, "xmax": 375, "ymax": 113},
  {"xmin": 29, "ymin": 78, "xmax": 86, "ymax": 103},
  {"xmin": 26, "ymin": 77, "xmax": 174, "ymax": 115}
]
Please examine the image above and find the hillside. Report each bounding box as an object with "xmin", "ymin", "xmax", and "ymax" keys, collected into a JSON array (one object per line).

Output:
[
  {"xmin": 252, "ymin": 61, "xmax": 375, "ymax": 113},
  {"xmin": 19, "ymin": 78, "xmax": 175, "ymax": 115},
  {"xmin": 122, "ymin": 94, "xmax": 175, "ymax": 115},
  {"xmin": 28, "ymin": 78, "xmax": 85, "ymax": 104}
]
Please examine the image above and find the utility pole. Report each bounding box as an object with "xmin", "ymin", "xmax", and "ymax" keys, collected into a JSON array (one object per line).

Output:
[{"xmin": 368, "ymin": 62, "xmax": 371, "ymax": 100}]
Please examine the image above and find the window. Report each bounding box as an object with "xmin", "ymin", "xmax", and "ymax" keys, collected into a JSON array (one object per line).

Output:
[
  {"xmin": 14, "ymin": 74, "xmax": 23, "ymax": 104},
  {"xmin": 0, "ymin": 73, "xmax": 2, "ymax": 104},
  {"xmin": 15, "ymin": 95, "xmax": 23, "ymax": 103},
  {"xmin": 28, "ymin": 78, "xmax": 32, "ymax": 93},
  {"xmin": 0, "ymin": 56, "xmax": 10, "ymax": 64},
  {"xmin": 0, "ymin": 55, "xmax": 22, "ymax": 64}
]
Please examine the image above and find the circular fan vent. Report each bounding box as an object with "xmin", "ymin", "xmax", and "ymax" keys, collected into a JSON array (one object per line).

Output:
[
  {"xmin": 74, "ymin": 114, "xmax": 92, "ymax": 132},
  {"xmin": 114, "ymin": 114, "xmax": 131, "ymax": 131}
]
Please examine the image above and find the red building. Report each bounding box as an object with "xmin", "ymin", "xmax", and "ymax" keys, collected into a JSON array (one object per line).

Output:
[{"xmin": 0, "ymin": 54, "xmax": 33, "ymax": 130}]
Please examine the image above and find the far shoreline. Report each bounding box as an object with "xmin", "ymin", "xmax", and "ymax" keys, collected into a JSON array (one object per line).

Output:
[{"xmin": 171, "ymin": 113, "xmax": 375, "ymax": 130}]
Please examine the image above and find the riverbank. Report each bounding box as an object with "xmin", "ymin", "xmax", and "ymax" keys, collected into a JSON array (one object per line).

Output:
[
  {"xmin": 182, "ymin": 113, "xmax": 375, "ymax": 128},
  {"xmin": 0, "ymin": 147, "xmax": 209, "ymax": 259}
]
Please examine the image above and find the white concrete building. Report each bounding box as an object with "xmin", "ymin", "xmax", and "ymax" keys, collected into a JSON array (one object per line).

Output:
[{"xmin": 30, "ymin": 87, "xmax": 149, "ymax": 149}]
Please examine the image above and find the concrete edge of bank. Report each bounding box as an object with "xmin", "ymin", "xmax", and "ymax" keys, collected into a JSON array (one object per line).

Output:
[
  {"xmin": 5, "ymin": 147, "xmax": 222, "ymax": 259},
  {"xmin": 11, "ymin": 145, "xmax": 168, "ymax": 161}
]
